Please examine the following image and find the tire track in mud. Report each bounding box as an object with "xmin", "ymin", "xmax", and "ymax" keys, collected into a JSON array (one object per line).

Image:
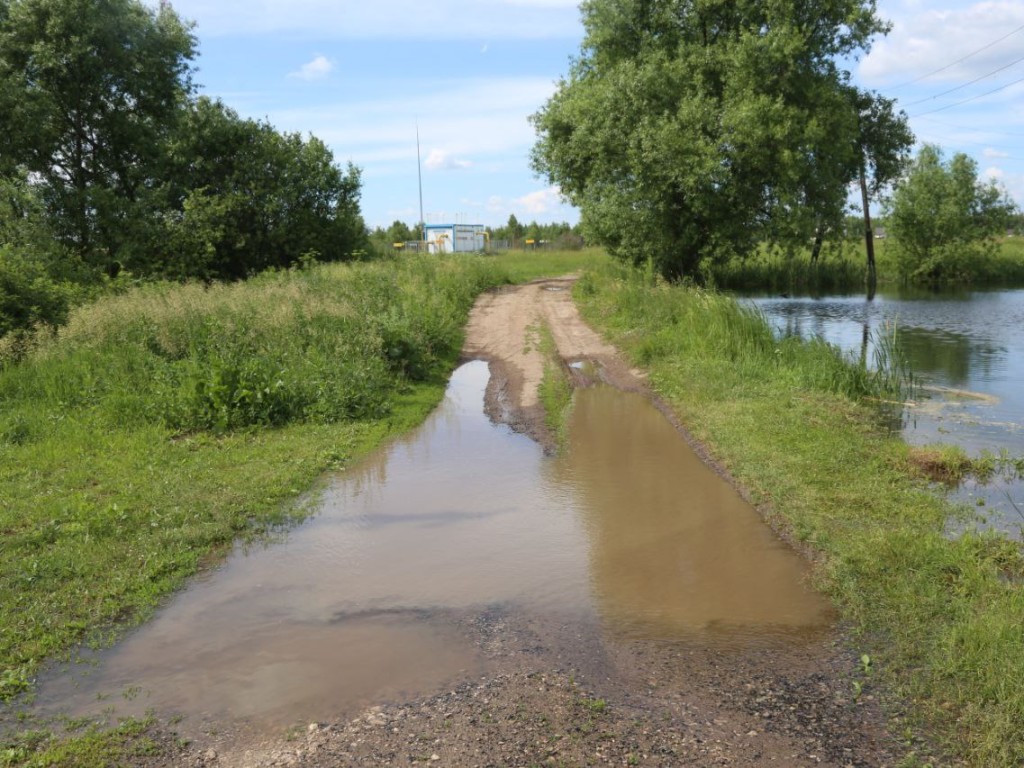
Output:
[{"xmin": 460, "ymin": 276, "xmax": 643, "ymax": 450}]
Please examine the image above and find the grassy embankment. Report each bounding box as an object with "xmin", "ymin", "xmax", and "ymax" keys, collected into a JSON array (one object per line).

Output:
[
  {"xmin": 710, "ymin": 237, "xmax": 1024, "ymax": 293},
  {"xmin": 575, "ymin": 261, "xmax": 1024, "ymax": 766},
  {"xmin": 0, "ymin": 248, "xmax": 604, "ymax": 764}
]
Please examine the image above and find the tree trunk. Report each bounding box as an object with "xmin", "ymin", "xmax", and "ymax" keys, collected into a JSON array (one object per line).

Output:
[
  {"xmin": 810, "ymin": 225, "xmax": 824, "ymax": 264},
  {"xmin": 859, "ymin": 163, "xmax": 876, "ymax": 291}
]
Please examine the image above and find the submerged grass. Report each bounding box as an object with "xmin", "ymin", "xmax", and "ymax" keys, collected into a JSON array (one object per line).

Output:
[{"xmin": 575, "ymin": 261, "xmax": 1024, "ymax": 766}]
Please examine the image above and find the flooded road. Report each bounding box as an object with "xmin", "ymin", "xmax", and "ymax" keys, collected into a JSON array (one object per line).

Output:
[{"xmin": 31, "ymin": 360, "xmax": 832, "ymax": 738}]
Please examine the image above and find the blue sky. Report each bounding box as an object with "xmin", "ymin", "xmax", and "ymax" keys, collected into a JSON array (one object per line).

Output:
[{"xmin": 165, "ymin": 0, "xmax": 1024, "ymax": 230}]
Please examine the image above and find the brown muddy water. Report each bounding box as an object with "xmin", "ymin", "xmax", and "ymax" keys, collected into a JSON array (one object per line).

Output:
[{"xmin": 27, "ymin": 360, "xmax": 832, "ymax": 736}]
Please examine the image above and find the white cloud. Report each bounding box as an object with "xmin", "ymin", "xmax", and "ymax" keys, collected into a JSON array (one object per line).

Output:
[
  {"xmin": 862, "ymin": 2, "xmax": 1024, "ymax": 84},
  {"xmin": 264, "ymin": 76, "xmax": 558, "ymax": 168},
  {"xmin": 515, "ymin": 186, "xmax": 565, "ymax": 214},
  {"xmin": 483, "ymin": 186, "xmax": 573, "ymax": 220},
  {"xmin": 289, "ymin": 55, "xmax": 334, "ymax": 81},
  {"xmin": 425, "ymin": 148, "xmax": 473, "ymax": 170},
  {"xmin": 984, "ymin": 147, "xmax": 1011, "ymax": 158},
  {"xmin": 170, "ymin": 0, "xmax": 582, "ymax": 39},
  {"xmin": 982, "ymin": 166, "xmax": 1024, "ymax": 205}
]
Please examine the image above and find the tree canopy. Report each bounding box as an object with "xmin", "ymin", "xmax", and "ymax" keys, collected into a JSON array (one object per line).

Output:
[
  {"xmin": 886, "ymin": 144, "xmax": 1018, "ymax": 283},
  {"xmin": 0, "ymin": 0, "xmax": 196, "ymax": 274},
  {"xmin": 0, "ymin": 0, "xmax": 369, "ymax": 336},
  {"xmin": 531, "ymin": 0, "xmax": 912, "ymax": 281},
  {"xmin": 150, "ymin": 97, "xmax": 366, "ymax": 280}
]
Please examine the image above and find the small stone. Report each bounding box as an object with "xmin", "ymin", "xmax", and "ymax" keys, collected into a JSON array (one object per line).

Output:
[
  {"xmin": 203, "ymin": 748, "xmax": 218, "ymax": 762},
  {"xmin": 430, "ymin": 754, "xmax": 441, "ymax": 761}
]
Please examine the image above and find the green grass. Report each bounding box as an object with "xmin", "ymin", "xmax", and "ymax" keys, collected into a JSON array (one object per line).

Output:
[
  {"xmin": 1, "ymin": 717, "xmax": 177, "ymax": 767},
  {"xmin": 574, "ymin": 261, "xmax": 1024, "ymax": 766},
  {"xmin": 483, "ymin": 246, "xmax": 608, "ymax": 284}
]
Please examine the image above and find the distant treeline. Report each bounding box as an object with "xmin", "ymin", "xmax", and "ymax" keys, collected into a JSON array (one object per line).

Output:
[
  {"xmin": 370, "ymin": 215, "xmax": 584, "ymax": 251},
  {"xmin": 0, "ymin": 0, "xmax": 368, "ymax": 339}
]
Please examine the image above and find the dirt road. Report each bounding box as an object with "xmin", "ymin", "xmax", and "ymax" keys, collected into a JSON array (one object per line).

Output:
[{"xmin": 183, "ymin": 277, "xmax": 906, "ymax": 767}]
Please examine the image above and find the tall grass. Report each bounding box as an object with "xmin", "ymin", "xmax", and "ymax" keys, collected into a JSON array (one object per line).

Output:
[
  {"xmin": 1, "ymin": 256, "xmax": 502, "ymax": 435},
  {"xmin": 708, "ymin": 244, "xmax": 872, "ymax": 294},
  {"xmin": 575, "ymin": 261, "xmax": 1024, "ymax": 766},
  {"xmin": 577, "ymin": 261, "xmax": 913, "ymax": 404}
]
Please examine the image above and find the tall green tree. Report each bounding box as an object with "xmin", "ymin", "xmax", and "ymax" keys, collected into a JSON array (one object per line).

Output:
[
  {"xmin": 150, "ymin": 97, "xmax": 367, "ymax": 280},
  {"xmin": 851, "ymin": 88, "xmax": 913, "ymax": 282},
  {"xmin": 531, "ymin": 0, "xmax": 902, "ymax": 281},
  {"xmin": 886, "ymin": 144, "xmax": 1017, "ymax": 283},
  {"xmin": 0, "ymin": 0, "xmax": 195, "ymax": 274}
]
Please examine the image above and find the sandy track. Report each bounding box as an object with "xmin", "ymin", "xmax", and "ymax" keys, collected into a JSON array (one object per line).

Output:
[
  {"xmin": 178, "ymin": 278, "xmax": 916, "ymax": 768},
  {"xmin": 461, "ymin": 276, "xmax": 641, "ymax": 447}
]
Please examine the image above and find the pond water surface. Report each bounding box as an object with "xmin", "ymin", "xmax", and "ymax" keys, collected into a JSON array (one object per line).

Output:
[
  {"xmin": 26, "ymin": 361, "xmax": 832, "ymax": 737},
  {"xmin": 744, "ymin": 286, "xmax": 1024, "ymax": 533}
]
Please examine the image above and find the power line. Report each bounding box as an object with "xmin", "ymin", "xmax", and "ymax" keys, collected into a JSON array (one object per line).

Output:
[
  {"xmin": 911, "ymin": 130, "xmax": 1024, "ymax": 160},
  {"xmin": 900, "ymin": 53, "xmax": 1024, "ymax": 107},
  {"xmin": 883, "ymin": 22, "xmax": 1024, "ymax": 91},
  {"xmin": 917, "ymin": 116, "xmax": 1024, "ymax": 138},
  {"xmin": 909, "ymin": 73, "xmax": 1024, "ymax": 117}
]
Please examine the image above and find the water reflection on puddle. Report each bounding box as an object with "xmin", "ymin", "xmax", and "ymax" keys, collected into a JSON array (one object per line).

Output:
[
  {"xmin": 30, "ymin": 361, "xmax": 832, "ymax": 732},
  {"xmin": 555, "ymin": 387, "xmax": 832, "ymax": 643}
]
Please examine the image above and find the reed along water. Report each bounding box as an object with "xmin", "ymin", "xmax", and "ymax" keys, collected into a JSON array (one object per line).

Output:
[{"xmin": 29, "ymin": 361, "xmax": 832, "ymax": 734}]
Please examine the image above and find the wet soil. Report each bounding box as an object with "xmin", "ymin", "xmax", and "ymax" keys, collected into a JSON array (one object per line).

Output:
[{"xmin": 46, "ymin": 276, "xmax": 915, "ymax": 766}]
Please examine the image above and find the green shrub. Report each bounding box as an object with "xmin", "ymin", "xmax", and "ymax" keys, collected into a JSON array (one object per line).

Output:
[{"xmin": 0, "ymin": 246, "xmax": 70, "ymax": 337}]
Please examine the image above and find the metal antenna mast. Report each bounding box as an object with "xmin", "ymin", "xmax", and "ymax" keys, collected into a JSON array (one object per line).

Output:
[{"xmin": 416, "ymin": 126, "xmax": 426, "ymax": 244}]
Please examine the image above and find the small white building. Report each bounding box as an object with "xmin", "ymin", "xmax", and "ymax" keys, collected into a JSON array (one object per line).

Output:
[{"xmin": 424, "ymin": 224, "xmax": 487, "ymax": 254}]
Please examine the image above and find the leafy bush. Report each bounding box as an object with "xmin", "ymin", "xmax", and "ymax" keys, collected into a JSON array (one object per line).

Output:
[{"xmin": 0, "ymin": 246, "xmax": 70, "ymax": 338}]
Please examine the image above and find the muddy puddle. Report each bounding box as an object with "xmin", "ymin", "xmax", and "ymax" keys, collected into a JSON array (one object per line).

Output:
[{"xmin": 25, "ymin": 361, "xmax": 832, "ymax": 737}]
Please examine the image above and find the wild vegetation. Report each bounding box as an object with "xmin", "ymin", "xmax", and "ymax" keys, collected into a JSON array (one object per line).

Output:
[
  {"xmin": 529, "ymin": 3, "xmax": 1023, "ymax": 292},
  {"xmin": 575, "ymin": 261, "xmax": 1024, "ymax": 766},
  {"xmin": 706, "ymin": 237, "xmax": 1024, "ymax": 294},
  {"xmin": 0, "ymin": 0, "xmax": 368, "ymax": 338},
  {"xmin": 886, "ymin": 145, "xmax": 1018, "ymax": 284}
]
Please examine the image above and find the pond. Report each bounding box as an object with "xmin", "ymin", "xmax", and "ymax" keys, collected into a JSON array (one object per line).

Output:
[{"xmin": 743, "ymin": 286, "xmax": 1024, "ymax": 534}]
